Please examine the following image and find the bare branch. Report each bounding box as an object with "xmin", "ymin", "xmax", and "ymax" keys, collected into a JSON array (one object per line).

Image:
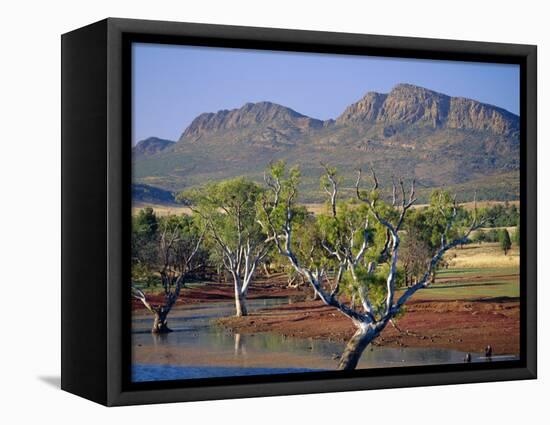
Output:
[
  {"xmin": 391, "ymin": 176, "xmax": 397, "ymax": 207},
  {"xmin": 395, "ymin": 178, "xmax": 416, "ymax": 232},
  {"xmin": 321, "ymin": 163, "xmax": 338, "ymax": 218},
  {"xmin": 353, "ymin": 217, "xmax": 370, "ymax": 266},
  {"xmin": 370, "ymin": 167, "xmax": 379, "ymax": 191},
  {"xmin": 131, "ymin": 286, "xmax": 156, "ymax": 314},
  {"xmin": 391, "ymin": 217, "xmax": 484, "ymax": 316}
]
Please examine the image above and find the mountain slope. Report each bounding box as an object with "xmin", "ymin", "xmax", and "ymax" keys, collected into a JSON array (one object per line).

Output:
[
  {"xmin": 133, "ymin": 84, "xmax": 520, "ymax": 203},
  {"xmin": 180, "ymin": 101, "xmax": 325, "ymax": 146},
  {"xmin": 337, "ymin": 84, "xmax": 518, "ymax": 136},
  {"xmin": 133, "ymin": 137, "xmax": 175, "ymax": 157},
  {"xmin": 132, "ymin": 183, "xmax": 175, "ymax": 204}
]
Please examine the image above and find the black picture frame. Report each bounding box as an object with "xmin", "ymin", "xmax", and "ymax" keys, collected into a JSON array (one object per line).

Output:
[{"xmin": 61, "ymin": 17, "xmax": 537, "ymax": 406}]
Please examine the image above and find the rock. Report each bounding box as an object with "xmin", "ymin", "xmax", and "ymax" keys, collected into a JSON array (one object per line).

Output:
[
  {"xmin": 180, "ymin": 102, "xmax": 323, "ymax": 142},
  {"xmin": 336, "ymin": 83, "xmax": 518, "ymax": 136}
]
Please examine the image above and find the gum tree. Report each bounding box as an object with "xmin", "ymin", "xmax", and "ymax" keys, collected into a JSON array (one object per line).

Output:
[
  {"xmin": 132, "ymin": 214, "xmax": 204, "ymax": 333},
  {"xmin": 260, "ymin": 163, "xmax": 484, "ymax": 370},
  {"xmin": 180, "ymin": 178, "xmax": 273, "ymax": 316}
]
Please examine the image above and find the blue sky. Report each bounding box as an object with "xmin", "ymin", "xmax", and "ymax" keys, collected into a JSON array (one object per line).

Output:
[{"xmin": 132, "ymin": 43, "xmax": 520, "ymax": 145}]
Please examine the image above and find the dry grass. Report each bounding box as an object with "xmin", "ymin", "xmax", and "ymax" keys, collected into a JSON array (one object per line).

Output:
[
  {"xmin": 413, "ymin": 200, "xmax": 519, "ymax": 210},
  {"xmin": 303, "ymin": 203, "xmax": 328, "ymax": 215},
  {"xmin": 306, "ymin": 200, "xmax": 519, "ymax": 215},
  {"xmin": 132, "ymin": 203, "xmax": 192, "ymax": 217},
  {"xmin": 477, "ymin": 226, "xmax": 517, "ymax": 235},
  {"xmin": 133, "ymin": 202, "xmax": 329, "ymax": 217},
  {"xmin": 446, "ymin": 242, "xmax": 519, "ymax": 269}
]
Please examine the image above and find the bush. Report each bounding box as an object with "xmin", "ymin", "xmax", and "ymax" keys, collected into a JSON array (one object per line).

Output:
[
  {"xmin": 499, "ymin": 229, "xmax": 512, "ymax": 255},
  {"xmin": 484, "ymin": 229, "xmax": 500, "ymax": 243},
  {"xmin": 471, "ymin": 231, "xmax": 486, "ymax": 244}
]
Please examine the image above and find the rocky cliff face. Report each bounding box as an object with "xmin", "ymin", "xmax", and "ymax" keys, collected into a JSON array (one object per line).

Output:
[
  {"xmin": 336, "ymin": 91, "xmax": 388, "ymax": 123},
  {"xmin": 446, "ymin": 96, "xmax": 518, "ymax": 134},
  {"xmin": 180, "ymin": 101, "xmax": 324, "ymax": 142},
  {"xmin": 133, "ymin": 84, "xmax": 520, "ymax": 202},
  {"xmin": 179, "ymin": 84, "xmax": 518, "ymax": 143},
  {"xmin": 336, "ymin": 83, "xmax": 518, "ymax": 136}
]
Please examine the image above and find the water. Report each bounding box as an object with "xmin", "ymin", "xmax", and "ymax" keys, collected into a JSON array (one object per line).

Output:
[
  {"xmin": 133, "ymin": 365, "xmax": 321, "ymax": 382},
  {"xmin": 132, "ymin": 298, "xmax": 517, "ymax": 382}
]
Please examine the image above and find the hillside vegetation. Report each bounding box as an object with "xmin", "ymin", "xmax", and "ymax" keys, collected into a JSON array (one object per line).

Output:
[{"xmin": 133, "ymin": 84, "xmax": 520, "ymax": 203}]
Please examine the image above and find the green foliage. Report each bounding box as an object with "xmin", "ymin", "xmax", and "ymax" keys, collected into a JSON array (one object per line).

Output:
[
  {"xmin": 260, "ymin": 161, "xmax": 304, "ymax": 231},
  {"xmin": 481, "ymin": 202, "xmax": 519, "ymax": 228},
  {"xmin": 131, "ymin": 209, "xmax": 205, "ymax": 285},
  {"xmin": 291, "ymin": 213, "xmax": 327, "ymax": 269},
  {"xmin": 499, "ymin": 229, "xmax": 512, "ymax": 255},
  {"xmin": 405, "ymin": 190, "xmax": 469, "ymax": 254},
  {"xmin": 132, "ymin": 262, "xmax": 160, "ymax": 287},
  {"xmin": 181, "ymin": 177, "xmax": 263, "ymax": 237},
  {"xmin": 483, "ymin": 229, "xmax": 501, "ymax": 243},
  {"xmin": 471, "ymin": 230, "xmax": 486, "ymax": 244},
  {"xmin": 399, "ymin": 230, "xmax": 431, "ymax": 284},
  {"xmin": 132, "ymin": 207, "xmax": 159, "ymax": 284},
  {"xmin": 134, "ymin": 207, "xmax": 158, "ymax": 238},
  {"xmin": 261, "ymin": 161, "xmax": 324, "ymax": 273},
  {"xmin": 179, "ymin": 177, "xmax": 268, "ymax": 275},
  {"xmin": 356, "ymin": 267, "xmax": 387, "ymax": 311},
  {"xmin": 472, "ymin": 226, "xmax": 516, "ymax": 245},
  {"xmin": 339, "ymin": 264, "xmax": 406, "ymax": 320},
  {"xmin": 317, "ymin": 200, "xmax": 388, "ymax": 263}
]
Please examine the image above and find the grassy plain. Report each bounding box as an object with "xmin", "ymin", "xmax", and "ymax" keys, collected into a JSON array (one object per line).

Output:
[
  {"xmin": 403, "ymin": 241, "xmax": 519, "ymax": 302},
  {"xmin": 133, "ymin": 200, "xmax": 519, "ymax": 218},
  {"xmin": 216, "ymin": 240, "xmax": 520, "ymax": 355}
]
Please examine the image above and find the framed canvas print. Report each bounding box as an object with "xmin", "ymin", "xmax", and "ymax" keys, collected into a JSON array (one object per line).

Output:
[{"xmin": 61, "ymin": 18, "xmax": 537, "ymax": 406}]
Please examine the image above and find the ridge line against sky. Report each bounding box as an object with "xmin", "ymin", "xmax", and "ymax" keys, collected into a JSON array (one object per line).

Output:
[{"xmin": 132, "ymin": 43, "xmax": 520, "ymax": 145}]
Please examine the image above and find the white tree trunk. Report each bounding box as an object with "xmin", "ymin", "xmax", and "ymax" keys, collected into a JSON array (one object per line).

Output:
[
  {"xmin": 234, "ymin": 284, "xmax": 248, "ymax": 317},
  {"xmin": 337, "ymin": 323, "xmax": 381, "ymax": 370},
  {"xmin": 152, "ymin": 307, "xmax": 171, "ymax": 334}
]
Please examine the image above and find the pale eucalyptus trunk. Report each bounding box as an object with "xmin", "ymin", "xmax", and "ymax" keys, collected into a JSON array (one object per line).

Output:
[
  {"xmin": 132, "ymin": 287, "xmax": 177, "ymax": 334},
  {"xmin": 152, "ymin": 307, "xmax": 172, "ymax": 334},
  {"xmin": 235, "ymin": 287, "xmax": 248, "ymax": 317},
  {"xmin": 337, "ymin": 324, "xmax": 380, "ymax": 370}
]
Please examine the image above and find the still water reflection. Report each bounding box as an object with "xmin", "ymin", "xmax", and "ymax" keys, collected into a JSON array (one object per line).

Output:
[{"xmin": 132, "ymin": 298, "xmax": 516, "ymax": 382}]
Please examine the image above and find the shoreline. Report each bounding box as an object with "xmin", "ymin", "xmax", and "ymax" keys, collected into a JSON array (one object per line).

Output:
[
  {"xmin": 132, "ymin": 275, "xmax": 307, "ymax": 309},
  {"xmin": 216, "ymin": 298, "xmax": 520, "ymax": 355},
  {"xmin": 133, "ymin": 271, "xmax": 520, "ymax": 356}
]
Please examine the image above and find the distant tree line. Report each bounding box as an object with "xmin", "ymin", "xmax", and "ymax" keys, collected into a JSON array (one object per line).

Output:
[{"xmin": 481, "ymin": 202, "xmax": 519, "ymax": 227}]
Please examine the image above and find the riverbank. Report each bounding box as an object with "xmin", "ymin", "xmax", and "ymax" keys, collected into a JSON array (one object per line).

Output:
[
  {"xmin": 132, "ymin": 298, "xmax": 513, "ymax": 376},
  {"xmin": 132, "ymin": 274, "xmax": 306, "ymax": 309},
  {"xmin": 217, "ymin": 298, "xmax": 520, "ymax": 355},
  {"xmin": 133, "ymin": 266, "xmax": 520, "ymax": 356}
]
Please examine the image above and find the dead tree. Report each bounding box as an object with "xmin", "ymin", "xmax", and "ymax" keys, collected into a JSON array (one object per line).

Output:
[
  {"xmin": 132, "ymin": 220, "xmax": 204, "ymax": 333},
  {"xmin": 261, "ymin": 164, "xmax": 484, "ymax": 370}
]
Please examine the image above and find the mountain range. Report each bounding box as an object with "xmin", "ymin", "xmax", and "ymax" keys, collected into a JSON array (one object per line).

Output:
[{"xmin": 133, "ymin": 83, "xmax": 520, "ymax": 203}]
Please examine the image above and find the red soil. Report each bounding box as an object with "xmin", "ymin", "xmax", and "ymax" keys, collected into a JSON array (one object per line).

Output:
[
  {"xmin": 218, "ymin": 298, "xmax": 520, "ymax": 355},
  {"xmin": 131, "ymin": 275, "xmax": 304, "ymax": 310},
  {"xmin": 132, "ymin": 275, "xmax": 519, "ymax": 355}
]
